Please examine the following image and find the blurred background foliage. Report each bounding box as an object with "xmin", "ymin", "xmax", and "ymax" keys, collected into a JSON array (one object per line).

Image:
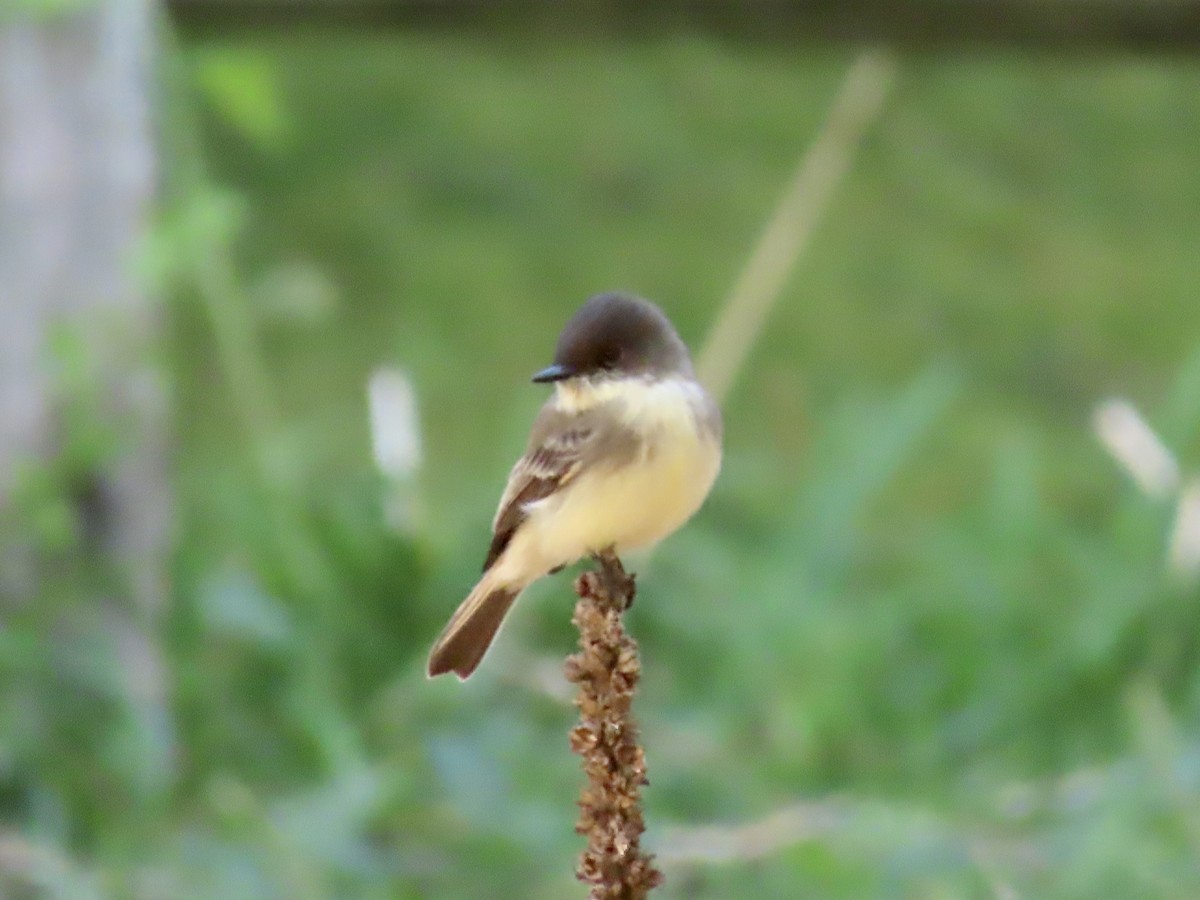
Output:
[{"xmin": 4, "ymin": 12, "xmax": 1200, "ymax": 899}]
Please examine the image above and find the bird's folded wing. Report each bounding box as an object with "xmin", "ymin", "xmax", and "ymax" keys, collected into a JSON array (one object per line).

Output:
[{"xmin": 482, "ymin": 407, "xmax": 595, "ymax": 572}]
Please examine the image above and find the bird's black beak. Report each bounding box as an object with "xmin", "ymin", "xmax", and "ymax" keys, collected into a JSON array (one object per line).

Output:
[{"xmin": 532, "ymin": 363, "xmax": 574, "ymax": 383}]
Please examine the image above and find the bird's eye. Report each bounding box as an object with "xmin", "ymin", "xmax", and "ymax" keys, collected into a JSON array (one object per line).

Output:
[{"xmin": 599, "ymin": 347, "xmax": 620, "ymax": 369}]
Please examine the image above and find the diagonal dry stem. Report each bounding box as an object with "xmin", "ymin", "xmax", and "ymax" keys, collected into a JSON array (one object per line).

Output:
[{"xmin": 697, "ymin": 50, "xmax": 898, "ymax": 404}]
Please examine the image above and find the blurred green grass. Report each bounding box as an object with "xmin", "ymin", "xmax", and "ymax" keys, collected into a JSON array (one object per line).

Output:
[
  {"xmin": 176, "ymin": 33, "xmax": 1200, "ymax": 899},
  {"xmin": 7, "ymin": 28, "xmax": 1200, "ymax": 899}
]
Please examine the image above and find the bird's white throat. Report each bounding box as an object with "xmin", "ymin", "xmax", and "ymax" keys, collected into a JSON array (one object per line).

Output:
[{"xmin": 554, "ymin": 375, "xmax": 710, "ymax": 435}]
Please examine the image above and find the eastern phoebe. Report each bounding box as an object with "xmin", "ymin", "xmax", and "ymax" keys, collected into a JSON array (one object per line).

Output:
[{"xmin": 427, "ymin": 292, "xmax": 722, "ymax": 679}]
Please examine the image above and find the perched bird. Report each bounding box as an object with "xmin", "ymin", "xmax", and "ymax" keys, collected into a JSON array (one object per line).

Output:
[{"xmin": 427, "ymin": 292, "xmax": 722, "ymax": 679}]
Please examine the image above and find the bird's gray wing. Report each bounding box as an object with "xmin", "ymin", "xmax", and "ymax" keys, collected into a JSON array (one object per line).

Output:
[{"xmin": 482, "ymin": 405, "xmax": 597, "ymax": 573}]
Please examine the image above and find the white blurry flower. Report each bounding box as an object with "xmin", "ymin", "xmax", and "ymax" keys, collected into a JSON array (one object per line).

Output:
[
  {"xmin": 368, "ymin": 367, "xmax": 422, "ymax": 532},
  {"xmin": 1093, "ymin": 398, "xmax": 1179, "ymax": 499},
  {"xmin": 1168, "ymin": 481, "xmax": 1200, "ymax": 581},
  {"xmin": 368, "ymin": 367, "xmax": 421, "ymax": 480},
  {"xmin": 1094, "ymin": 397, "xmax": 1200, "ymax": 584}
]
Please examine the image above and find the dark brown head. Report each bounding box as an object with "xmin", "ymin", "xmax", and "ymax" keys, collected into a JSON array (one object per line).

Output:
[{"xmin": 532, "ymin": 293, "xmax": 694, "ymax": 384}]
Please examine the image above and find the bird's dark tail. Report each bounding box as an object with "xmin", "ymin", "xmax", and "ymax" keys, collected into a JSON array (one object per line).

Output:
[{"xmin": 427, "ymin": 575, "xmax": 521, "ymax": 680}]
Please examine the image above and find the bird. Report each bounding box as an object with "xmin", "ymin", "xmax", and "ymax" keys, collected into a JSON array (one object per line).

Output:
[{"xmin": 427, "ymin": 292, "xmax": 722, "ymax": 679}]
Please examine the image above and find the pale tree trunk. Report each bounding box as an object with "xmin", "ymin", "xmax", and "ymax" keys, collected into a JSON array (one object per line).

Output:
[{"xmin": 0, "ymin": 0, "xmax": 171, "ymax": 796}]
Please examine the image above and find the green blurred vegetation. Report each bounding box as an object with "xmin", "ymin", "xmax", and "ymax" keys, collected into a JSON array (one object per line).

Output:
[{"xmin": 5, "ymin": 27, "xmax": 1200, "ymax": 898}]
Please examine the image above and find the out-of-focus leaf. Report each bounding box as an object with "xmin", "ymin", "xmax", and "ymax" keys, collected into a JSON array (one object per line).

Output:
[
  {"xmin": 192, "ymin": 49, "xmax": 289, "ymax": 150},
  {"xmin": 197, "ymin": 569, "xmax": 294, "ymax": 648},
  {"xmin": 425, "ymin": 729, "xmax": 516, "ymax": 831},
  {"xmin": 270, "ymin": 766, "xmax": 384, "ymax": 873},
  {"xmin": 250, "ymin": 261, "xmax": 340, "ymax": 326},
  {"xmin": 1160, "ymin": 340, "xmax": 1200, "ymax": 452},
  {"xmin": 787, "ymin": 362, "xmax": 963, "ymax": 583}
]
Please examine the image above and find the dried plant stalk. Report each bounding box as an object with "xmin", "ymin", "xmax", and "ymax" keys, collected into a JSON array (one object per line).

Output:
[{"xmin": 565, "ymin": 550, "xmax": 663, "ymax": 898}]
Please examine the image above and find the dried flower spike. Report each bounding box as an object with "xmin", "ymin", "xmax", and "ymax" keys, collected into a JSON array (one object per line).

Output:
[{"xmin": 566, "ymin": 549, "xmax": 663, "ymax": 899}]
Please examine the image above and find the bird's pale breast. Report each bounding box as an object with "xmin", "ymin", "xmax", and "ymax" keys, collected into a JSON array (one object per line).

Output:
[{"xmin": 495, "ymin": 378, "xmax": 720, "ymax": 578}]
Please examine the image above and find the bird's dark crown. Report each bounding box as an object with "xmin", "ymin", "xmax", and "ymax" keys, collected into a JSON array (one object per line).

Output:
[{"xmin": 533, "ymin": 292, "xmax": 692, "ymax": 384}]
